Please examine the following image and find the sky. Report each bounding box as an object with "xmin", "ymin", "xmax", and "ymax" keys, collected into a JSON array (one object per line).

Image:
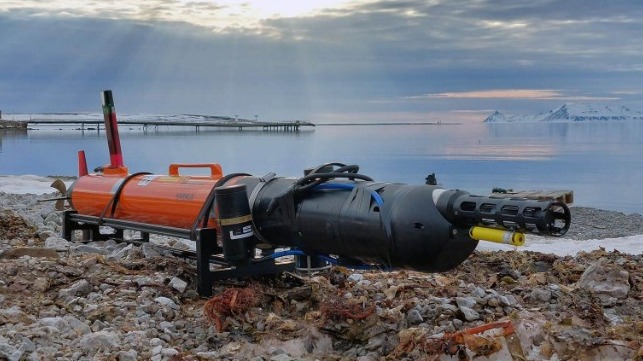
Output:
[{"xmin": 1, "ymin": 0, "xmax": 643, "ymax": 123}]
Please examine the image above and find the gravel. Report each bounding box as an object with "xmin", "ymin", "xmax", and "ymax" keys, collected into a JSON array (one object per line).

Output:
[
  {"xmin": 565, "ymin": 206, "xmax": 643, "ymax": 240},
  {"xmin": 1, "ymin": 191, "xmax": 641, "ymax": 360}
]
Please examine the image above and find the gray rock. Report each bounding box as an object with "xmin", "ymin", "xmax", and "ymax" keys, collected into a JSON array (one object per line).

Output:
[
  {"xmin": 548, "ymin": 284, "xmax": 562, "ymax": 298},
  {"xmin": 65, "ymin": 315, "xmax": 92, "ymax": 336},
  {"xmin": 406, "ymin": 309, "xmax": 424, "ymax": 324},
  {"xmin": 26, "ymin": 347, "xmax": 57, "ymax": 361},
  {"xmin": 530, "ymin": 288, "xmax": 552, "ymax": 302},
  {"xmin": 39, "ymin": 316, "xmax": 91, "ymax": 336},
  {"xmin": 452, "ymin": 318, "xmax": 464, "ymax": 330},
  {"xmin": 365, "ymin": 334, "xmax": 385, "ymax": 351},
  {"xmin": 103, "ymin": 239, "xmax": 120, "ymax": 250},
  {"xmin": 357, "ymin": 353, "xmax": 380, "ymax": 361},
  {"xmin": 459, "ymin": 306, "xmax": 480, "ymax": 321},
  {"xmin": 44, "ymin": 236, "xmax": 70, "ymax": 250},
  {"xmin": 142, "ymin": 244, "xmax": 162, "ymax": 258},
  {"xmin": 0, "ymin": 306, "xmax": 23, "ymax": 318},
  {"xmin": 71, "ymin": 245, "xmax": 107, "ymax": 255},
  {"xmin": 161, "ymin": 348, "xmax": 179, "ymax": 357},
  {"xmin": 109, "ymin": 244, "xmax": 133, "ymax": 260},
  {"xmin": 17, "ymin": 337, "xmax": 35, "ymax": 353},
  {"xmin": 118, "ymin": 350, "xmax": 138, "ymax": 361},
  {"xmin": 135, "ymin": 276, "xmax": 157, "ymax": 287},
  {"xmin": 43, "ymin": 212, "xmax": 62, "ymax": 226},
  {"xmin": 78, "ymin": 330, "xmax": 120, "ymax": 351},
  {"xmin": 498, "ymin": 295, "xmax": 512, "ymax": 307},
  {"xmin": 0, "ymin": 343, "xmax": 23, "ymax": 361},
  {"xmin": 37, "ymin": 230, "xmax": 57, "ymax": 241},
  {"xmin": 471, "ymin": 286, "xmax": 487, "ymax": 298},
  {"xmin": 196, "ymin": 352, "xmax": 220, "ymax": 359},
  {"xmin": 486, "ymin": 296, "xmax": 499, "ymax": 307},
  {"xmin": 59, "ymin": 279, "xmax": 92, "ymax": 299},
  {"xmin": 270, "ymin": 354, "xmax": 294, "ymax": 361},
  {"xmin": 38, "ymin": 317, "xmax": 69, "ymax": 332},
  {"xmin": 603, "ymin": 308, "xmax": 624, "ymax": 326},
  {"xmin": 456, "ymin": 297, "xmax": 477, "ymax": 309}
]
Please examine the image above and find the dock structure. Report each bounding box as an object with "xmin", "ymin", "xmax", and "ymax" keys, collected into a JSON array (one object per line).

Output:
[
  {"xmin": 489, "ymin": 190, "xmax": 574, "ymax": 205},
  {"xmin": 0, "ymin": 119, "xmax": 28, "ymax": 129},
  {"xmin": 23, "ymin": 118, "xmax": 314, "ymax": 132}
]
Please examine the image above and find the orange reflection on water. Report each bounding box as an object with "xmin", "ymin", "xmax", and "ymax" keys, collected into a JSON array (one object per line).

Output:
[{"xmin": 443, "ymin": 141, "xmax": 557, "ymax": 161}]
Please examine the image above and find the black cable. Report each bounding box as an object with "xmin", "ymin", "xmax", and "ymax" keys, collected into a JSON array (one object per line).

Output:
[
  {"xmin": 189, "ymin": 172, "xmax": 252, "ymax": 239},
  {"xmin": 266, "ymin": 163, "xmax": 373, "ymax": 214},
  {"xmin": 98, "ymin": 172, "xmax": 152, "ymax": 225}
]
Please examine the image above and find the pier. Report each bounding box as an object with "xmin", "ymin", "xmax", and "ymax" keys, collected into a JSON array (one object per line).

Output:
[{"xmin": 23, "ymin": 118, "xmax": 314, "ymax": 132}]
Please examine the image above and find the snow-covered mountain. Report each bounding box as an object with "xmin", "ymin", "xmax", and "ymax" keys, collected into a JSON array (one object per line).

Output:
[
  {"xmin": 483, "ymin": 110, "xmax": 547, "ymax": 123},
  {"xmin": 484, "ymin": 104, "xmax": 643, "ymax": 123}
]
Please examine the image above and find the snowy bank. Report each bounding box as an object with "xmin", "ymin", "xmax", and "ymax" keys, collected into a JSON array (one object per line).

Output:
[{"xmin": 0, "ymin": 175, "xmax": 65, "ymax": 195}]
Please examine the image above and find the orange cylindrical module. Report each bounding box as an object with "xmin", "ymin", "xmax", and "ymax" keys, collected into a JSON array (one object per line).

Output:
[{"xmin": 69, "ymin": 164, "xmax": 225, "ymax": 229}]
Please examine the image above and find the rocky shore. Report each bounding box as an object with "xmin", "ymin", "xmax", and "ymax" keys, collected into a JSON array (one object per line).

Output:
[{"xmin": 1, "ymin": 190, "xmax": 641, "ymax": 361}]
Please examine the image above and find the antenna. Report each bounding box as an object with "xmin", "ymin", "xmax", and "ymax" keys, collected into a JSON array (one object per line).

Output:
[{"xmin": 101, "ymin": 90, "xmax": 124, "ymax": 169}]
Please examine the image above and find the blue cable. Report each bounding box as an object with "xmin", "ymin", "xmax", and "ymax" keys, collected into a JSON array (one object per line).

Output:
[
  {"xmin": 260, "ymin": 249, "xmax": 387, "ymax": 270},
  {"xmin": 314, "ymin": 183, "xmax": 384, "ymax": 207},
  {"xmin": 254, "ymin": 182, "xmax": 387, "ymax": 270}
]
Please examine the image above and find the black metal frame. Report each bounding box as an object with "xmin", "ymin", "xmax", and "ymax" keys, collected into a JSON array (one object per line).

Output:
[{"xmin": 62, "ymin": 210, "xmax": 294, "ymax": 296}]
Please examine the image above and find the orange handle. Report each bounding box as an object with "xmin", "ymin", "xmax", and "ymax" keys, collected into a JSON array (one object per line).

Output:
[{"xmin": 168, "ymin": 163, "xmax": 223, "ymax": 178}]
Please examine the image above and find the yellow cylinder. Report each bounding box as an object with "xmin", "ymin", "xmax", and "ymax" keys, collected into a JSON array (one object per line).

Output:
[{"xmin": 469, "ymin": 226, "xmax": 525, "ymax": 246}]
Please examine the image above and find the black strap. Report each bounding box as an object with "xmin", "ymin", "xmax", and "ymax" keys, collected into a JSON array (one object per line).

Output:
[{"xmin": 98, "ymin": 172, "xmax": 152, "ymax": 225}]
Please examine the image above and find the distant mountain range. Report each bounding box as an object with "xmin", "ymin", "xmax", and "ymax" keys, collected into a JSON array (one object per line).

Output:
[{"xmin": 484, "ymin": 104, "xmax": 643, "ymax": 123}]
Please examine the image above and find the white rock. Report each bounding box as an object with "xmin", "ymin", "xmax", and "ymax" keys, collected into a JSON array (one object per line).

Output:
[
  {"xmin": 169, "ymin": 277, "xmax": 188, "ymax": 293},
  {"xmin": 577, "ymin": 262, "xmax": 630, "ymax": 305},
  {"xmin": 155, "ymin": 297, "xmax": 180, "ymax": 310}
]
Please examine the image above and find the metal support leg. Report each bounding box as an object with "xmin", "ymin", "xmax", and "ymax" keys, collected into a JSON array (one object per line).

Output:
[
  {"xmin": 196, "ymin": 228, "xmax": 217, "ymax": 297},
  {"xmin": 62, "ymin": 210, "xmax": 77, "ymax": 241},
  {"xmin": 63, "ymin": 210, "xmax": 96, "ymax": 242}
]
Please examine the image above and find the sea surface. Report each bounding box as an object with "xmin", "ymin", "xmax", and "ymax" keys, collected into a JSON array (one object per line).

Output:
[{"xmin": 1, "ymin": 120, "xmax": 642, "ymax": 214}]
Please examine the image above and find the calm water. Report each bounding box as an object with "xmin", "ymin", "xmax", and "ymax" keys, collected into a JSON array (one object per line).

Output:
[{"xmin": 1, "ymin": 121, "xmax": 642, "ymax": 214}]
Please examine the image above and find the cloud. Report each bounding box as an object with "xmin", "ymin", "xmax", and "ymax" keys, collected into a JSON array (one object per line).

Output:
[
  {"xmin": 1, "ymin": 0, "xmax": 643, "ymax": 120},
  {"xmin": 0, "ymin": 0, "xmax": 371, "ymax": 33},
  {"xmin": 409, "ymin": 89, "xmax": 621, "ymax": 101}
]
